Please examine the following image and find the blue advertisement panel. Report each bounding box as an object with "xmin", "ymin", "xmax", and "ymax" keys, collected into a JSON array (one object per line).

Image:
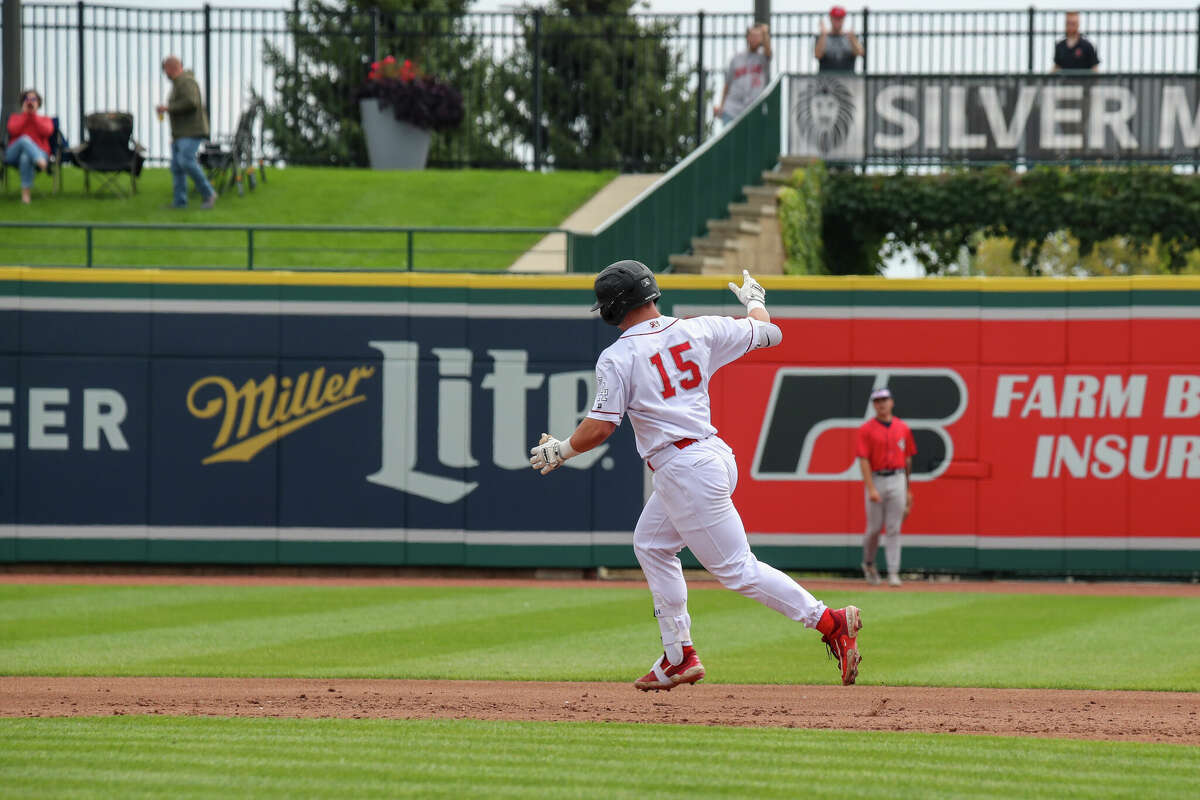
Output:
[
  {"xmin": 4, "ymin": 302, "xmax": 644, "ymax": 544},
  {"xmin": 19, "ymin": 355, "xmax": 149, "ymax": 525}
]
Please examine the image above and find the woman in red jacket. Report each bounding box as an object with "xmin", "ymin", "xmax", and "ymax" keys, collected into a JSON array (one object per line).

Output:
[{"xmin": 4, "ymin": 89, "xmax": 54, "ymax": 204}]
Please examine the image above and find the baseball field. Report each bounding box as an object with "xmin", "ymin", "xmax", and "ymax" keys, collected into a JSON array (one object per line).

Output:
[{"xmin": 1, "ymin": 572, "xmax": 1197, "ymax": 798}]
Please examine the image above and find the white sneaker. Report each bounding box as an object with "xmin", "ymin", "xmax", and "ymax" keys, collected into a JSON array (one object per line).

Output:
[
  {"xmin": 861, "ymin": 562, "xmax": 881, "ymax": 585},
  {"xmin": 888, "ymin": 573, "xmax": 902, "ymax": 587}
]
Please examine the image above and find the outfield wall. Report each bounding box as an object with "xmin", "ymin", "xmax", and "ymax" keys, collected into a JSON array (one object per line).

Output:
[{"xmin": 1, "ymin": 268, "xmax": 1198, "ymax": 576}]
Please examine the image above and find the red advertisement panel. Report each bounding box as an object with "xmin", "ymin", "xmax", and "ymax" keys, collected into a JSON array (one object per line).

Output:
[{"xmin": 715, "ymin": 316, "xmax": 1200, "ymax": 540}]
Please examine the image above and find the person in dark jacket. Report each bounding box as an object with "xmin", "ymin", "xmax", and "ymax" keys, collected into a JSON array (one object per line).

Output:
[{"xmin": 156, "ymin": 56, "xmax": 217, "ymax": 209}]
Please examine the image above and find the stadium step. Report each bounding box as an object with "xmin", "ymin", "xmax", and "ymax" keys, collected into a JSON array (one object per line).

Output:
[
  {"xmin": 780, "ymin": 155, "xmax": 821, "ymax": 173},
  {"xmin": 668, "ymin": 253, "xmax": 728, "ymax": 274},
  {"xmin": 669, "ymin": 161, "xmax": 787, "ymax": 276},
  {"xmin": 728, "ymin": 201, "xmax": 776, "ymax": 220},
  {"xmin": 707, "ymin": 218, "xmax": 762, "ymax": 239},
  {"xmin": 742, "ymin": 185, "xmax": 783, "ymax": 204}
]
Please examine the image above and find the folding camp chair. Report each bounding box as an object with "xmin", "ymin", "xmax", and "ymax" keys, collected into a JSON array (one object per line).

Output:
[
  {"xmin": 71, "ymin": 112, "xmax": 146, "ymax": 197},
  {"xmin": 200, "ymin": 98, "xmax": 266, "ymax": 196},
  {"xmin": 1, "ymin": 115, "xmax": 67, "ymax": 195}
]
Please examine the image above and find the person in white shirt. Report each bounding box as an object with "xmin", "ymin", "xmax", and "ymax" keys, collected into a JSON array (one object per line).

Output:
[
  {"xmin": 714, "ymin": 23, "xmax": 772, "ymax": 124},
  {"xmin": 530, "ymin": 261, "xmax": 863, "ymax": 690}
]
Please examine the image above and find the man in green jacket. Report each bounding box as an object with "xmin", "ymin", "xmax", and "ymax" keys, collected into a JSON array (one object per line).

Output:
[{"xmin": 156, "ymin": 56, "xmax": 216, "ymax": 209}]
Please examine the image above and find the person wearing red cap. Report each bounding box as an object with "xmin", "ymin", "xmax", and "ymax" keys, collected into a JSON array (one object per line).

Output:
[
  {"xmin": 815, "ymin": 6, "xmax": 864, "ymax": 73},
  {"xmin": 855, "ymin": 387, "xmax": 915, "ymax": 586}
]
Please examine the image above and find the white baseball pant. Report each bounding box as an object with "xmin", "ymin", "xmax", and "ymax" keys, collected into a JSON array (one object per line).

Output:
[
  {"xmin": 633, "ymin": 436, "xmax": 826, "ymax": 660},
  {"xmin": 863, "ymin": 471, "xmax": 906, "ymax": 577}
]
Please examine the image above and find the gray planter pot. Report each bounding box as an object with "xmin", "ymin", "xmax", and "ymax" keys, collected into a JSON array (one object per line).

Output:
[{"xmin": 359, "ymin": 98, "xmax": 432, "ymax": 170}]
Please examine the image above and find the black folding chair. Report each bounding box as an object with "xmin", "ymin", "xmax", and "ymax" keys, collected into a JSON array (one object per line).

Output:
[
  {"xmin": 200, "ymin": 98, "xmax": 266, "ymax": 196},
  {"xmin": 71, "ymin": 112, "xmax": 146, "ymax": 197},
  {"xmin": 1, "ymin": 115, "xmax": 67, "ymax": 195}
]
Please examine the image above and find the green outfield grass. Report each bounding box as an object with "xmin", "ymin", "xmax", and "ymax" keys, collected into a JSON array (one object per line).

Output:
[
  {"xmin": 1, "ymin": 716, "xmax": 1196, "ymax": 799},
  {"xmin": 0, "ymin": 167, "xmax": 614, "ymax": 270},
  {"xmin": 1, "ymin": 583, "xmax": 1197, "ymax": 691}
]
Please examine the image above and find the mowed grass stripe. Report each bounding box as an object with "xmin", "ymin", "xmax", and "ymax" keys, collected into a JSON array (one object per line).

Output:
[
  {"xmin": 851, "ymin": 593, "xmax": 1200, "ymax": 689},
  {"xmin": 0, "ymin": 586, "xmax": 646, "ymax": 677},
  {"xmin": 0, "ymin": 584, "xmax": 427, "ymax": 634},
  {"xmin": 2, "ymin": 717, "xmax": 1197, "ymax": 799},
  {"xmin": 150, "ymin": 592, "xmax": 651, "ymax": 679},
  {"xmin": 1, "ymin": 585, "xmax": 1198, "ymax": 690}
]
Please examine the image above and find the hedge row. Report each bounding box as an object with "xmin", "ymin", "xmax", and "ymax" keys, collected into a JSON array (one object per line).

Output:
[
  {"xmin": 778, "ymin": 164, "xmax": 1200, "ymax": 275},
  {"xmin": 777, "ymin": 161, "xmax": 826, "ymax": 275}
]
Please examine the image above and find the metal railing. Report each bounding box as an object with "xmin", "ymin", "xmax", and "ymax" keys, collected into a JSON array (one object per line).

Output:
[
  {"xmin": 0, "ymin": 221, "xmax": 571, "ymax": 271},
  {"xmin": 4, "ymin": 6, "xmax": 1199, "ymax": 170},
  {"xmin": 570, "ymin": 76, "xmax": 782, "ymax": 273}
]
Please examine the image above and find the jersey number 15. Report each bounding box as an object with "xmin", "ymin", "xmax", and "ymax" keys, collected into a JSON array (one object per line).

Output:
[{"xmin": 649, "ymin": 341, "xmax": 702, "ymax": 399}]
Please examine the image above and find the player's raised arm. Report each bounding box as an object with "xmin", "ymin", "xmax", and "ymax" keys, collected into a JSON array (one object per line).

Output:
[{"xmin": 728, "ymin": 270, "xmax": 782, "ymax": 347}]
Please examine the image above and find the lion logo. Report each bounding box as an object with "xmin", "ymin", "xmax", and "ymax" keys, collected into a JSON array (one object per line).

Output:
[{"xmin": 794, "ymin": 77, "xmax": 856, "ymax": 154}]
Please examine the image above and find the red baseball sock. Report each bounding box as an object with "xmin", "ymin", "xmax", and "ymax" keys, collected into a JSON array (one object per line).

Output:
[{"xmin": 816, "ymin": 608, "xmax": 836, "ymax": 637}]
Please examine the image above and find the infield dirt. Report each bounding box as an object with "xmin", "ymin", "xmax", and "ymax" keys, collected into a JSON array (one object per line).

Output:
[{"xmin": 2, "ymin": 677, "xmax": 1198, "ymax": 745}]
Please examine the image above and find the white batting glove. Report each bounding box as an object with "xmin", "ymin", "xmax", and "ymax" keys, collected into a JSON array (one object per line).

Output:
[
  {"xmin": 530, "ymin": 433, "xmax": 577, "ymax": 476},
  {"xmin": 728, "ymin": 270, "xmax": 766, "ymax": 313}
]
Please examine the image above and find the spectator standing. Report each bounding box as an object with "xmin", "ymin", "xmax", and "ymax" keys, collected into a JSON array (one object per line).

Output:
[
  {"xmin": 815, "ymin": 6, "xmax": 864, "ymax": 73},
  {"xmin": 1052, "ymin": 11, "xmax": 1100, "ymax": 72},
  {"xmin": 856, "ymin": 387, "xmax": 916, "ymax": 587},
  {"xmin": 156, "ymin": 56, "xmax": 216, "ymax": 209},
  {"xmin": 714, "ymin": 23, "xmax": 772, "ymax": 125},
  {"xmin": 4, "ymin": 89, "xmax": 54, "ymax": 205}
]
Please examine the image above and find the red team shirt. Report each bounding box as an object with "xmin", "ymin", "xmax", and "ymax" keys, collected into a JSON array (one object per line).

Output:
[{"xmin": 855, "ymin": 417, "xmax": 917, "ymax": 472}]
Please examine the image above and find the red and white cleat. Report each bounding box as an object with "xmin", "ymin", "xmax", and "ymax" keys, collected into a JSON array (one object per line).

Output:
[
  {"xmin": 633, "ymin": 646, "xmax": 705, "ymax": 691},
  {"xmin": 821, "ymin": 606, "xmax": 863, "ymax": 685}
]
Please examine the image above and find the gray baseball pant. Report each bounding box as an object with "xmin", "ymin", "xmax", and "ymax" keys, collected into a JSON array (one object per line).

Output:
[{"xmin": 863, "ymin": 472, "xmax": 906, "ymax": 576}]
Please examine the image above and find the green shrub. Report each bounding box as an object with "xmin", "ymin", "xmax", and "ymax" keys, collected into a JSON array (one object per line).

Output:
[
  {"xmin": 777, "ymin": 160, "xmax": 827, "ymax": 275},
  {"xmin": 820, "ymin": 166, "xmax": 1200, "ymax": 275}
]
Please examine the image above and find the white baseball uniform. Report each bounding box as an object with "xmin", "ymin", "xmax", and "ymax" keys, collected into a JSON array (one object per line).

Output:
[{"xmin": 587, "ymin": 314, "xmax": 827, "ymax": 662}]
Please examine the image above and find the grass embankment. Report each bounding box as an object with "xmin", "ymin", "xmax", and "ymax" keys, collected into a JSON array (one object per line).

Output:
[
  {"xmin": 0, "ymin": 168, "xmax": 614, "ymax": 270},
  {"xmin": 1, "ymin": 583, "xmax": 1196, "ymax": 691},
  {"xmin": 2, "ymin": 717, "xmax": 1196, "ymax": 799}
]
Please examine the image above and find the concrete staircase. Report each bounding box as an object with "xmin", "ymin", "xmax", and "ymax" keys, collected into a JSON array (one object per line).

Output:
[{"xmin": 667, "ymin": 167, "xmax": 794, "ymax": 275}]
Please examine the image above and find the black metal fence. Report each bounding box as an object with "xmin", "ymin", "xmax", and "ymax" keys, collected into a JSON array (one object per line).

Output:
[{"xmin": 4, "ymin": 5, "xmax": 1199, "ymax": 169}]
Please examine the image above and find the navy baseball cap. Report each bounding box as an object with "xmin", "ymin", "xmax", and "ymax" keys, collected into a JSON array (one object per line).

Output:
[{"xmin": 870, "ymin": 387, "xmax": 892, "ymax": 400}]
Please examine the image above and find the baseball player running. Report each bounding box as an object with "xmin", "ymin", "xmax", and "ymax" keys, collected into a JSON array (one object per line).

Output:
[
  {"xmin": 857, "ymin": 387, "xmax": 916, "ymax": 587},
  {"xmin": 530, "ymin": 261, "xmax": 862, "ymax": 689}
]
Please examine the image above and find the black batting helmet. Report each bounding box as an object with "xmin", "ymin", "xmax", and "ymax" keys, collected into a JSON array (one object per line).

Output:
[{"xmin": 590, "ymin": 260, "xmax": 661, "ymax": 326}]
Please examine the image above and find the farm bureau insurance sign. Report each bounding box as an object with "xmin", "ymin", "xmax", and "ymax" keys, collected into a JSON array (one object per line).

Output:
[{"xmin": 789, "ymin": 74, "xmax": 1200, "ymax": 161}]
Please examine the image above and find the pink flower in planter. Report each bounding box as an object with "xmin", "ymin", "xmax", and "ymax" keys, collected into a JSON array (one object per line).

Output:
[{"xmin": 358, "ymin": 55, "xmax": 464, "ymax": 133}]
